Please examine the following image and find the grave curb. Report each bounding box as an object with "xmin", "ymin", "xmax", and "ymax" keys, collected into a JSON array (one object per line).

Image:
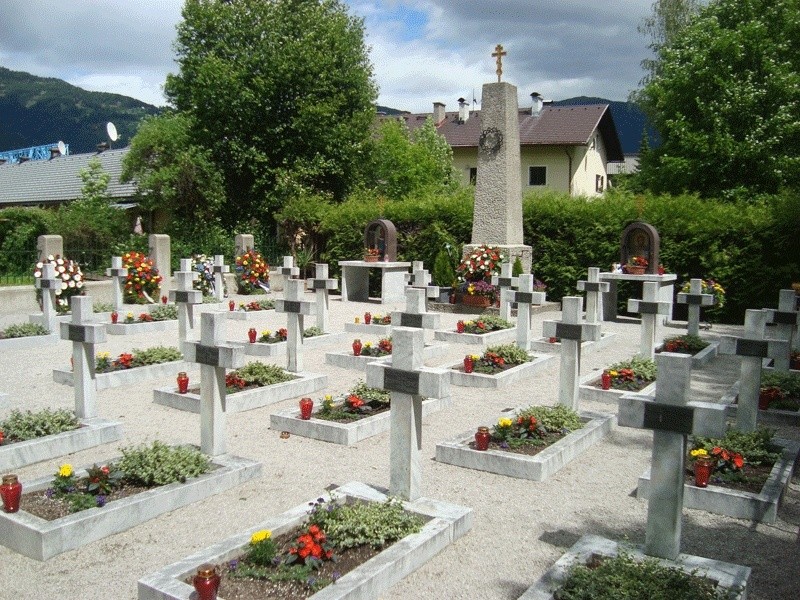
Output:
[
  {"xmin": 655, "ymin": 340, "xmax": 719, "ymax": 368},
  {"xmin": 107, "ymin": 320, "xmax": 176, "ymax": 335},
  {"xmin": 0, "ymin": 417, "xmax": 123, "ymax": 471},
  {"xmin": 517, "ymin": 534, "xmax": 750, "ymax": 600},
  {"xmin": 578, "ymin": 371, "xmax": 657, "ymax": 405},
  {"xmin": 344, "ymin": 322, "xmax": 393, "ymax": 336},
  {"xmin": 225, "ymin": 309, "xmax": 274, "ymax": 321},
  {"xmin": 433, "ymin": 327, "xmax": 516, "ymax": 347},
  {"xmin": 0, "ymin": 453, "xmax": 262, "ymax": 561},
  {"xmin": 636, "ymin": 438, "xmax": 800, "ymax": 524},
  {"xmin": 53, "ymin": 360, "xmax": 186, "ymax": 390},
  {"xmin": 229, "ymin": 331, "xmax": 350, "ymax": 357},
  {"xmin": 723, "ymin": 381, "xmax": 800, "ymax": 426},
  {"xmin": 270, "ymin": 395, "xmax": 453, "ymax": 445},
  {"xmin": 446, "ymin": 353, "xmax": 555, "ymax": 389},
  {"xmin": 0, "ymin": 332, "xmax": 60, "ymax": 350},
  {"xmin": 529, "ymin": 332, "xmax": 619, "ymax": 354},
  {"xmin": 325, "ymin": 343, "xmax": 448, "ymax": 373},
  {"xmin": 136, "ymin": 480, "xmax": 473, "ymax": 600},
  {"xmin": 435, "ymin": 411, "xmax": 615, "ymax": 481},
  {"xmin": 153, "ymin": 371, "xmax": 328, "ymax": 414}
]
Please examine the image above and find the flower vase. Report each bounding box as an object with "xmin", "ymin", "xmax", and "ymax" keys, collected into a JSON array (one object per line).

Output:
[
  {"xmin": 601, "ymin": 371, "xmax": 611, "ymax": 390},
  {"xmin": 463, "ymin": 356, "xmax": 474, "ymax": 373},
  {"xmin": 248, "ymin": 328, "xmax": 257, "ymax": 343},
  {"xmin": 626, "ymin": 265, "xmax": 646, "ymax": 275},
  {"xmin": 177, "ymin": 372, "xmax": 189, "ymax": 394},
  {"xmin": 193, "ymin": 564, "xmax": 221, "ymax": 600},
  {"xmin": 474, "ymin": 426, "xmax": 490, "ymax": 451},
  {"xmin": 693, "ymin": 458, "xmax": 714, "ymax": 488},
  {"xmin": 463, "ymin": 295, "xmax": 490, "ymax": 308},
  {"xmin": 110, "ymin": 311, "xmax": 118, "ymax": 324},
  {"xmin": 364, "ymin": 312, "xmax": 371, "ymax": 324},
  {"xmin": 1, "ymin": 474, "xmax": 22, "ymax": 513},
  {"xmin": 456, "ymin": 320, "xmax": 465, "ymax": 333},
  {"xmin": 352, "ymin": 340, "xmax": 362, "ymax": 356},
  {"xmin": 299, "ymin": 397, "xmax": 314, "ymax": 420},
  {"xmin": 363, "ymin": 254, "xmax": 379, "ymax": 263},
  {"xmin": 228, "ymin": 300, "xmax": 235, "ymax": 311}
]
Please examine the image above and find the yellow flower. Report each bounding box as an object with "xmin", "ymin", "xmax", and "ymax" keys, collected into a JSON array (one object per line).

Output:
[
  {"xmin": 96, "ymin": 351, "xmax": 110, "ymax": 360},
  {"xmin": 470, "ymin": 354, "xmax": 480, "ymax": 361},
  {"xmin": 608, "ymin": 370, "xmax": 618, "ymax": 377},
  {"xmin": 364, "ymin": 342, "xmax": 373, "ymax": 348},
  {"xmin": 250, "ymin": 529, "xmax": 271, "ymax": 544},
  {"xmin": 59, "ymin": 464, "xmax": 73, "ymax": 477},
  {"xmin": 690, "ymin": 448, "xmax": 708, "ymax": 458},
  {"xmin": 261, "ymin": 330, "xmax": 271, "ymax": 337},
  {"xmin": 126, "ymin": 312, "xmax": 134, "ymax": 319},
  {"xmin": 324, "ymin": 394, "xmax": 332, "ymax": 401},
  {"xmin": 498, "ymin": 417, "xmax": 513, "ymax": 428}
]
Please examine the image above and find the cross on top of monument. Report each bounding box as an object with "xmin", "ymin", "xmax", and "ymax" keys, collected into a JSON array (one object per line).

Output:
[{"xmin": 492, "ymin": 44, "xmax": 507, "ymax": 82}]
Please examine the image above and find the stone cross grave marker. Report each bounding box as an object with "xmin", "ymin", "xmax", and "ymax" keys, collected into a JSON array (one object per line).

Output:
[
  {"xmin": 628, "ymin": 281, "xmax": 671, "ymax": 359},
  {"xmin": 618, "ymin": 352, "xmax": 727, "ymax": 560},
  {"xmin": 406, "ymin": 261, "xmax": 440, "ymax": 302},
  {"xmin": 576, "ymin": 267, "xmax": 609, "ymax": 333},
  {"xmin": 169, "ymin": 258, "xmax": 202, "ymax": 352},
  {"xmin": 212, "ymin": 255, "xmax": 229, "ymax": 302},
  {"xmin": 105, "ymin": 256, "xmax": 128, "ymax": 312},
  {"xmin": 491, "ymin": 261, "xmax": 519, "ymax": 321},
  {"xmin": 391, "ymin": 287, "xmax": 441, "ymax": 331},
  {"xmin": 60, "ymin": 296, "xmax": 107, "ymax": 419},
  {"xmin": 719, "ymin": 310, "xmax": 790, "ymax": 431},
  {"xmin": 280, "ymin": 256, "xmax": 300, "ymax": 279},
  {"xmin": 275, "ymin": 279, "xmax": 315, "ymax": 373},
  {"xmin": 542, "ymin": 297, "xmax": 601, "ymax": 410},
  {"xmin": 307, "ymin": 263, "xmax": 337, "ymax": 333},
  {"xmin": 676, "ymin": 278, "xmax": 715, "ymax": 337},
  {"xmin": 510, "ymin": 274, "xmax": 546, "ymax": 351},
  {"xmin": 183, "ymin": 312, "xmax": 244, "ymax": 457},
  {"xmin": 764, "ymin": 289, "xmax": 799, "ymax": 355},
  {"xmin": 366, "ymin": 327, "xmax": 450, "ymax": 501},
  {"xmin": 35, "ymin": 262, "xmax": 60, "ymax": 333}
]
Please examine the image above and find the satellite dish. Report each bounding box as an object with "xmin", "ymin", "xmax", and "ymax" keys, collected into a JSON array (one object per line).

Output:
[
  {"xmin": 106, "ymin": 122, "xmax": 118, "ymax": 142},
  {"xmin": 57, "ymin": 141, "xmax": 66, "ymax": 156}
]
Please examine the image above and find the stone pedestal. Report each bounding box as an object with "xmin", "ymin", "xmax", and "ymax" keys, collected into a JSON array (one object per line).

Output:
[
  {"xmin": 37, "ymin": 235, "xmax": 63, "ymax": 261},
  {"xmin": 148, "ymin": 234, "xmax": 171, "ymax": 296}
]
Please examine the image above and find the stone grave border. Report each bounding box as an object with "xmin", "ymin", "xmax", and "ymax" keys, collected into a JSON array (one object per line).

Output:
[
  {"xmin": 153, "ymin": 371, "xmax": 327, "ymax": 414},
  {"xmin": 0, "ymin": 417, "xmax": 123, "ymax": 471},
  {"xmin": 325, "ymin": 343, "xmax": 448, "ymax": 372},
  {"xmin": 0, "ymin": 391, "xmax": 8, "ymax": 410},
  {"xmin": 345, "ymin": 322, "xmax": 393, "ymax": 336},
  {"xmin": 226, "ymin": 309, "xmax": 274, "ymax": 321},
  {"xmin": 517, "ymin": 534, "xmax": 749, "ymax": 600},
  {"xmin": 270, "ymin": 395, "xmax": 453, "ymax": 446},
  {"xmin": 637, "ymin": 438, "xmax": 800, "ymax": 523},
  {"xmin": 723, "ymin": 380, "xmax": 800, "ymax": 426},
  {"xmin": 53, "ymin": 360, "xmax": 186, "ymax": 391},
  {"xmin": 655, "ymin": 340, "xmax": 720, "ymax": 368},
  {"xmin": 0, "ymin": 332, "xmax": 61, "ymax": 350},
  {"xmin": 529, "ymin": 332, "xmax": 618, "ymax": 354},
  {"xmin": 435, "ymin": 411, "xmax": 614, "ymax": 481},
  {"xmin": 230, "ymin": 331, "xmax": 350, "ymax": 358},
  {"xmin": 29, "ymin": 305, "xmax": 164, "ymax": 327},
  {"xmin": 433, "ymin": 327, "xmax": 516, "ymax": 347},
  {"xmin": 446, "ymin": 353, "xmax": 554, "ymax": 389},
  {"xmin": 578, "ymin": 371, "xmax": 657, "ymax": 405},
  {"xmin": 0, "ymin": 452, "xmax": 261, "ymax": 561},
  {"xmin": 137, "ymin": 480, "xmax": 472, "ymax": 600},
  {"xmin": 107, "ymin": 319, "xmax": 177, "ymax": 335}
]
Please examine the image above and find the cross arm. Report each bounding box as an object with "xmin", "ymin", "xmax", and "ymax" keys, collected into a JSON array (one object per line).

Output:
[
  {"xmin": 541, "ymin": 320, "xmax": 600, "ymax": 341},
  {"xmin": 718, "ymin": 336, "xmax": 790, "ymax": 359},
  {"xmin": 169, "ymin": 289, "xmax": 203, "ymax": 304},
  {"xmin": 511, "ymin": 290, "xmax": 546, "ymax": 305},
  {"xmin": 60, "ymin": 322, "xmax": 107, "ymax": 344},
  {"xmin": 618, "ymin": 394, "xmax": 727, "ymax": 438},
  {"xmin": 275, "ymin": 299, "xmax": 316, "ymax": 315},
  {"xmin": 627, "ymin": 298, "xmax": 671, "ymax": 315},
  {"xmin": 309, "ymin": 278, "xmax": 338, "ymax": 291},
  {"xmin": 366, "ymin": 363, "xmax": 450, "ymax": 400},
  {"xmin": 184, "ymin": 341, "xmax": 244, "ymax": 369},
  {"xmin": 676, "ymin": 292, "xmax": 715, "ymax": 306},
  {"xmin": 577, "ymin": 280, "xmax": 610, "ymax": 293}
]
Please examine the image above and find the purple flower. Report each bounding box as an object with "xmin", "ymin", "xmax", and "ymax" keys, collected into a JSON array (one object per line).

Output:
[
  {"xmin": 45, "ymin": 488, "xmax": 55, "ymax": 499},
  {"xmin": 95, "ymin": 495, "xmax": 107, "ymax": 507},
  {"xmin": 499, "ymin": 441, "xmax": 509, "ymax": 449},
  {"xmin": 229, "ymin": 559, "xmax": 239, "ymax": 571},
  {"xmin": 332, "ymin": 571, "xmax": 341, "ymax": 582}
]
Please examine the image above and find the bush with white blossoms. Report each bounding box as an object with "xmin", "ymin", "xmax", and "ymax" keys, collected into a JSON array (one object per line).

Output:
[{"xmin": 33, "ymin": 255, "xmax": 84, "ymax": 314}]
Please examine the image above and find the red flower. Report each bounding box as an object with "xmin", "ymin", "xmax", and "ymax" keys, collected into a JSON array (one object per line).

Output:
[
  {"xmin": 0, "ymin": 430, "xmax": 4, "ymax": 444},
  {"xmin": 347, "ymin": 394, "xmax": 364, "ymax": 409},
  {"xmin": 732, "ymin": 453, "xmax": 744, "ymax": 469}
]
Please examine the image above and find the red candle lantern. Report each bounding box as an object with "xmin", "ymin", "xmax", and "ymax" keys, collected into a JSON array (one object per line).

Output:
[
  {"xmin": 192, "ymin": 564, "xmax": 221, "ymax": 600},
  {"xmin": 177, "ymin": 372, "xmax": 189, "ymax": 394},
  {"xmin": 549, "ymin": 337, "xmax": 558, "ymax": 344},
  {"xmin": 299, "ymin": 397, "xmax": 314, "ymax": 420},
  {"xmin": 658, "ymin": 264, "xmax": 665, "ymax": 275},
  {"xmin": 601, "ymin": 371, "xmax": 612, "ymax": 390},
  {"xmin": 456, "ymin": 320, "xmax": 465, "ymax": 333},
  {"xmin": 110, "ymin": 311, "xmax": 118, "ymax": 324},
  {"xmin": 463, "ymin": 355, "xmax": 474, "ymax": 373},
  {"xmin": 1, "ymin": 474, "xmax": 22, "ymax": 513},
  {"xmin": 693, "ymin": 458, "xmax": 714, "ymax": 488},
  {"xmin": 352, "ymin": 339, "xmax": 362, "ymax": 356},
  {"xmin": 228, "ymin": 300, "xmax": 235, "ymax": 311},
  {"xmin": 161, "ymin": 295, "xmax": 168, "ymax": 305},
  {"xmin": 248, "ymin": 328, "xmax": 257, "ymax": 343},
  {"xmin": 364, "ymin": 312, "xmax": 371, "ymax": 324},
  {"xmin": 474, "ymin": 426, "xmax": 490, "ymax": 451}
]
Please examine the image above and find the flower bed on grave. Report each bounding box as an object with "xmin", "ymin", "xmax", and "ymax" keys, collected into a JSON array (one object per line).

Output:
[
  {"xmin": 659, "ymin": 334, "xmax": 709, "ymax": 355},
  {"xmin": 312, "ymin": 382, "xmax": 391, "ymax": 422},
  {"xmin": 122, "ymin": 304, "xmax": 177, "ymax": 323},
  {"xmin": 597, "ymin": 357, "xmax": 657, "ymax": 392},
  {"xmin": 0, "ymin": 322, "xmax": 50, "ymax": 339},
  {"xmin": 448, "ymin": 344, "xmax": 553, "ymax": 389},
  {"xmin": 95, "ymin": 346, "xmax": 182, "ymax": 373},
  {"xmin": 480, "ymin": 405, "xmax": 583, "ymax": 453},
  {"xmin": 360, "ymin": 312, "xmax": 391, "ymax": 325},
  {"xmin": 255, "ymin": 326, "xmax": 322, "ymax": 344},
  {"xmin": 0, "ymin": 409, "xmax": 79, "ymax": 449},
  {"xmin": 758, "ymin": 371, "xmax": 800, "ymax": 412},
  {"xmin": 458, "ymin": 344, "xmax": 530, "ymax": 375},
  {"xmin": 353, "ymin": 337, "xmax": 392, "ymax": 357},
  {"xmin": 207, "ymin": 362, "xmax": 296, "ymax": 395},
  {"xmin": 456, "ymin": 315, "xmax": 512, "ymax": 334},
  {"xmin": 238, "ymin": 298, "xmax": 275, "ymax": 312},
  {"xmin": 52, "ymin": 347, "xmax": 184, "ymax": 390}
]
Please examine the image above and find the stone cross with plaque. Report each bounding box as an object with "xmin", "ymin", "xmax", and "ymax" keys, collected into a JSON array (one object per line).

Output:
[
  {"xmin": 676, "ymin": 279, "xmax": 715, "ymax": 337},
  {"xmin": 275, "ymin": 279, "xmax": 316, "ymax": 373},
  {"xmin": 391, "ymin": 287, "xmax": 441, "ymax": 331},
  {"xmin": 628, "ymin": 281, "xmax": 671, "ymax": 359},
  {"xmin": 764, "ymin": 289, "xmax": 799, "ymax": 355},
  {"xmin": 510, "ymin": 274, "xmax": 546, "ymax": 351},
  {"xmin": 212, "ymin": 255, "xmax": 229, "ymax": 302},
  {"xmin": 491, "ymin": 261, "xmax": 519, "ymax": 321},
  {"xmin": 169, "ymin": 258, "xmax": 203, "ymax": 352},
  {"xmin": 35, "ymin": 262, "xmax": 60, "ymax": 333},
  {"xmin": 576, "ymin": 267, "xmax": 609, "ymax": 332},
  {"xmin": 105, "ymin": 256, "xmax": 129, "ymax": 312},
  {"xmin": 306, "ymin": 263, "xmax": 338, "ymax": 333},
  {"xmin": 406, "ymin": 261, "xmax": 440, "ymax": 301},
  {"xmin": 280, "ymin": 256, "xmax": 300, "ymax": 279},
  {"xmin": 60, "ymin": 296, "xmax": 107, "ymax": 419}
]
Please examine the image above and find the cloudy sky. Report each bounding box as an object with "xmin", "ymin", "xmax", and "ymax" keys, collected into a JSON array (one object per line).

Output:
[{"xmin": 0, "ymin": 0, "xmax": 654, "ymax": 113}]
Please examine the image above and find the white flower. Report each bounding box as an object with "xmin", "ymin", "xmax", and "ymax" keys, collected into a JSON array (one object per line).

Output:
[
  {"xmin": 56, "ymin": 259, "xmax": 64, "ymax": 266},
  {"xmin": 76, "ymin": 281, "xmax": 83, "ymax": 288},
  {"xmin": 68, "ymin": 280, "xmax": 75, "ymax": 288},
  {"xmin": 47, "ymin": 255, "xmax": 54, "ymax": 261},
  {"xmin": 57, "ymin": 265, "xmax": 66, "ymax": 273},
  {"xmin": 55, "ymin": 288, "xmax": 62, "ymax": 295},
  {"xmin": 34, "ymin": 271, "xmax": 41, "ymax": 278},
  {"xmin": 36, "ymin": 261, "xmax": 44, "ymax": 269},
  {"xmin": 62, "ymin": 273, "xmax": 70, "ymax": 281}
]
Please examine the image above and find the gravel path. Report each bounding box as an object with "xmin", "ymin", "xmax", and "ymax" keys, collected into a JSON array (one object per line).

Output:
[{"xmin": 0, "ymin": 293, "xmax": 797, "ymax": 599}]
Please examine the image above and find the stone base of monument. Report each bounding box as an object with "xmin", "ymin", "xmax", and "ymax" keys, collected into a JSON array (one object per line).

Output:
[
  {"xmin": 722, "ymin": 381, "xmax": 800, "ymax": 426},
  {"xmin": 53, "ymin": 360, "xmax": 186, "ymax": 391},
  {"xmin": 270, "ymin": 395, "xmax": 453, "ymax": 446},
  {"xmin": 529, "ymin": 332, "xmax": 618, "ymax": 354},
  {"xmin": 153, "ymin": 371, "xmax": 327, "ymax": 414},
  {"xmin": 325, "ymin": 343, "xmax": 448, "ymax": 372},
  {"xmin": 433, "ymin": 327, "xmax": 516, "ymax": 347},
  {"xmin": 435, "ymin": 411, "xmax": 614, "ymax": 481},
  {"xmin": 0, "ymin": 452, "xmax": 261, "ymax": 561},
  {"xmin": 137, "ymin": 480, "xmax": 472, "ymax": 600},
  {"xmin": 637, "ymin": 438, "xmax": 799, "ymax": 524},
  {"xmin": 228, "ymin": 332, "xmax": 350, "ymax": 357},
  {"xmin": 0, "ymin": 417, "xmax": 123, "ymax": 472},
  {"xmin": 578, "ymin": 371, "xmax": 657, "ymax": 405},
  {"xmin": 655, "ymin": 340, "xmax": 719, "ymax": 368},
  {"xmin": 517, "ymin": 534, "xmax": 750, "ymax": 600},
  {"xmin": 0, "ymin": 332, "xmax": 60, "ymax": 350},
  {"xmin": 446, "ymin": 353, "xmax": 554, "ymax": 389},
  {"xmin": 344, "ymin": 322, "xmax": 393, "ymax": 336},
  {"xmin": 107, "ymin": 320, "xmax": 177, "ymax": 335}
]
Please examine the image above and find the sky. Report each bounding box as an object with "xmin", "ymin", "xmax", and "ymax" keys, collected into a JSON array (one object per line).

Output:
[{"xmin": 0, "ymin": 0, "xmax": 654, "ymax": 114}]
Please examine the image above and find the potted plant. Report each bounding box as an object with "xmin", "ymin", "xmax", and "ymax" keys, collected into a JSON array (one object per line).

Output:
[
  {"xmin": 624, "ymin": 255, "xmax": 648, "ymax": 275},
  {"xmin": 459, "ymin": 280, "xmax": 497, "ymax": 308},
  {"xmin": 363, "ymin": 247, "xmax": 380, "ymax": 262}
]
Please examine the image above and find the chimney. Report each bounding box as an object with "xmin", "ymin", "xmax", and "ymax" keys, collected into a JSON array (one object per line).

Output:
[
  {"xmin": 531, "ymin": 92, "xmax": 543, "ymax": 117},
  {"xmin": 50, "ymin": 147, "xmax": 61, "ymax": 159},
  {"xmin": 96, "ymin": 142, "xmax": 110, "ymax": 153},
  {"xmin": 458, "ymin": 97, "xmax": 469, "ymax": 123},
  {"xmin": 433, "ymin": 102, "xmax": 446, "ymax": 125}
]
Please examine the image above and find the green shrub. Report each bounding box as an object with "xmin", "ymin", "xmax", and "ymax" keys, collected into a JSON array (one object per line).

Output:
[
  {"xmin": 692, "ymin": 428, "xmax": 780, "ymax": 467},
  {"xmin": 517, "ymin": 405, "xmax": 584, "ymax": 432},
  {"xmin": 0, "ymin": 408, "xmax": 80, "ymax": 442},
  {"xmin": 130, "ymin": 346, "xmax": 182, "ymax": 367},
  {"xmin": 761, "ymin": 371, "xmax": 800, "ymax": 399},
  {"xmin": 303, "ymin": 326, "xmax": 323, "ymax": 337},
  {"xmin": 607, "ymin": 356, "xmax": 657, "ymax": 381},
  {"xmin": 512, "ymin": 256, "xmax": 524, "ymax": 277},
  {"xmin": 485, "ymin": 343, "xmax": 530, "ymax": 366},
  {"xmin": 235, "ymin": 362, "xmax": 295, "ymax": 386},
  {"xmin": 662, "ymin": 334, "xmax": 709, "ymax": 354},
  {"xmin": 148, "ymin": 305, "xmax": 178, "ymax": 321},
  {"xmin": 93, "ymin": 302, "xmax": 114, "ymax": 313},
  {"xmin": 432, "ymin": 247, "xmax": 457, "ymax": 287},
  {"xmin": 0, "ymin": 322, "xmax": 50, "ymax": 338},
  {"xmin": 117, "ymin": 441, "xmax": 210, "ymax": 486},
  {"xmin": 349, "ymin": 380, "xmax": 390, "ymax": 404}
]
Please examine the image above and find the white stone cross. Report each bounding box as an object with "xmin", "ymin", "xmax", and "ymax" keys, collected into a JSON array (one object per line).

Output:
[
  {"xmin": 391, "ymin": 287, "xmax": 441, "ymax": 330},
  {"xmin": 169, "ymin": 258, "xmax": 203, "ymax": 352},
  {"xmin": 60, "ymin": 296, "xmax": 107, "ymax": 419},
  {"xmin": 618, "ymin": 352, "xmax": 727, "ymax": 560},
  {"xmin": 576, "ymin": 267, "xmax": 609, "ymax": 331},
  {"xmin": 211, "ymin": 255, "xmax": 229, "ymax": 302},
  {"xmin": 719, "ymin": 309, "xmax": 790, "ymax": 431},
  {"xmin": 183, "ymin": 312, "xmax": 244, "ymax": 457},
  {"xmin": 628, "ymin": 281, "xmax": 671, "ymax": 359},
  {"xmin": 764, "ymin": 289, "xmax": 799, "ymax": 355},
  {"xmin": 510, "ymin": 274, "xmax": 546, "ymax": 351},
  {"xmin": 366, "ymin": 327, "xmax": 450, "ymax": 501},
  {"xmin": 306, "ymin": 263, "xmax": 338, "ymax": 332},
  {"xmin": 105, "ymin": 256, "xmax": 128, "ymax": 312},
  {"xmin": 491, "ymin": 261, "xmax": 519, "ymax": 321},
  {"xmin": 676, "ymin": 278, "xmax": 715, "ymax": 336},
  {"xmin": 280, "ymin": 255, "xmax": 300, "ymax": 279},
  {"xmin": 275, "ymin": 279, "xmax": 315, "ymax": 372},
  {"xmin": 542, "ymin": 296, "xmax": 601, "ymax": 410},
  {"xmin": 35, "ymin": 262, "xmax": 60, "ymax": 333},
  {"xmin": 405, "ymin": 261, "xmax": 440, "ymax": 301}
]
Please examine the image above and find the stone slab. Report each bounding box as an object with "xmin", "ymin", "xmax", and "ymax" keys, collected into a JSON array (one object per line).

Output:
[
  {"xmin": 137, "ymin": 480, "xmax": 472, "ymax": 600},
  {"xmin": 345, "ymin": 322, "xmax": 393, "ymax": 336},
  {"xmin": 106, "ymin": 320, "xmax": 176, "ymax": 335},
  {"xmin": 153, "ymin": 371, "xmax": 328, "ymax": 414},
  {"xmin": 517, "ymin": 534, "xmax": 749, "ymax": 600},
  {"xmin": 655, "ymin": 340, "xmax": 719, "ymax": 368},
  {"xmin": 0, "ymin": 452, "xmax": 262, "ymax": 561},
  {"xmin": 578, "ymin": 370, "xmax": 658, "ymax": 405},
  {"xmin": 433, "ymin": 327, "xmax": 516, "ymax": 347},
  {"xmin": 0, "ymin": 417, "xmax": 123, "ymax": 472},
  {"xmin": 446, "ymin": 353, "xmax": 555, "ymax": 389},
  {"xmin": 529, "ymin": 332, "xmax": 619, "ymax": 354},
  {"xmin": 637, "ymin": 438, "xmax": 799, "ymax": 524},
  {"xmin": 53, "ymin": 360, "xmax": 186, "ymax": 391},
  {"xmin": 270, "ymin": 395, "xmax": 453, "ymax": 446},
  {"xmin": 325, "ymin": 344, "xmax": 448, "ymax": 372},
  {"xmin": 435, "ymin": 411, "xmax": 614, "ymax": 481},
  {"xmin": 0, "ymin": 332, "xmax": 60, "ymax": 350},
  {"xmin": 225, "ymin": 310, "xmax": 274, "ymax": 321},
  {"xmin": 229, "ymin": 332, "xmax": 350, "ymax": 357}
]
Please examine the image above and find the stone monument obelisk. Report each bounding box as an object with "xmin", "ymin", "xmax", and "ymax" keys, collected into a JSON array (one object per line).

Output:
[{"xmin": 465, "ymin": 44, "xmax": 532, "ymax": 272}]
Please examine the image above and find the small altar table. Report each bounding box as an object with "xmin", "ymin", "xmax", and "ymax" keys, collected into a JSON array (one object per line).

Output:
[
  {"xmin": 598, "ymin": 272, "xmax": 677, "ymax": 323},
  {"xmin": 339, "ymin": 260, "xmax": 411, "ymax": 304}
]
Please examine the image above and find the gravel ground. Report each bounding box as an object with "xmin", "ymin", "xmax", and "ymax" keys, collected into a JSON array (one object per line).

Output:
[{"xmin": 0, "ymin": 292, "xmax": 798, "ymax": 599}]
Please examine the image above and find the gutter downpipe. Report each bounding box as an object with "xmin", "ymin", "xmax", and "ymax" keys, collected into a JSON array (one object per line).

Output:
[{"xmin": 565, "ymin": 149, "xmax": 573, "ymax": 195}]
